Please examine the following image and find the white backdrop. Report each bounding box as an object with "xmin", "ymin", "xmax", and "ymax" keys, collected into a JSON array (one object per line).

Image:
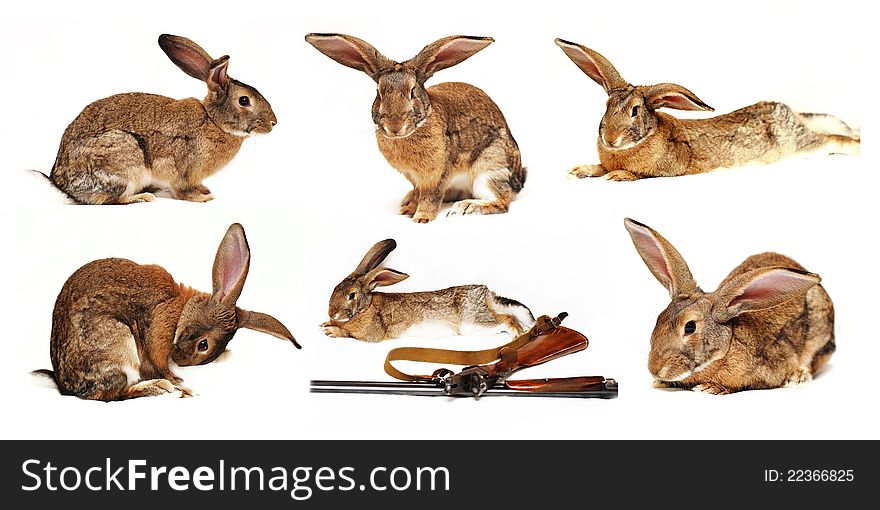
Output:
[{"xmin": 1, "ymin": 0, "xmax": 876, "ymax": 440}]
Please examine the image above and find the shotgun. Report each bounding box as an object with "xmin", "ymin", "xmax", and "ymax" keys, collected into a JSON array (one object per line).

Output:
[{"xmin": 311, "ymin": 313, "xmax": 618, "ymax": 399}]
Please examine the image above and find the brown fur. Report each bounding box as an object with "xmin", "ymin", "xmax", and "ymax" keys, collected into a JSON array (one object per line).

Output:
[
  {"xmin": 322, "ymin": 239, "xmax": 534, "ymax": 342},
  {"xmin": 556, "ymin": 39, "xmax": 860, "ymax": 180},
  {"xmin": 625, "ymin": 218, "xmax": 834, "ymax": 394},
  {"xmin": 306, "ymin": 34, "xmax": 524, "ymax": 222},
  {"xmin": 42, "ymin": 224, "xmax": 299, "ymax": 401},
  {"xmin": 48, "ymin": 35, "xmax": 276, "ymax": 204}
]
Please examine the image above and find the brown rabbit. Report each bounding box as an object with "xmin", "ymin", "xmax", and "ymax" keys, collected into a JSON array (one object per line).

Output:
[
  {"xmin": 45, "ymin": 35, "xmax": 276, "ymax": 204},
  {"xmin": 555, "ymin": 39, "xmax": 860, "ymax": 181},
  {"xmin": 38, "ymin": 224, "xmax": 300, "ymax": 401},
  {"xmin": 321, "ymin": 239, "xmax": 535, "ymax": 342},
  {"xmin": 623, "ymin": 218, "xmax": 834, "ymax": 394},
  {"xmin": 305, "ymin": 33, "xmax": 525, "ymax": 222}
]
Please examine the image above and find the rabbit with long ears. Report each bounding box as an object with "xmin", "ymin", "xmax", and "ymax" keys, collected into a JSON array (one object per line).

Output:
[
  {"xmin": 45, "ymin": 35, "xmax": 276, "ymax": 204},
  {"xmin": 40, "ymin": 224, "xmax": 300, "ymax": 401},
  {"xmin": 555, "ymin": 39, "xmax": 860, "ymax": 181},
  {"xmin": 305, "ymin": 34, "xmax": 525, "ymax": 223},
  {"xmin": 322, "ymin": 239, "xmax": 535, "ymax": 342},
  {"xmin": 623, "ymin": 218, "xmax": 835, "ymax": 394}
]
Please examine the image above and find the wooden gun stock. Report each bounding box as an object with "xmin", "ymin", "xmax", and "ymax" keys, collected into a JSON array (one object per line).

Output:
[
  {"xmin": 505, "ymin": 376, "xmax": 608, "ymax": 392},
  {"xmin": 444, "ymin": 324, "xmax": 590, "ymax": 397},
  {"xmin": 492, "ymin": 327, "xmax": 588, "ymax": 378}
]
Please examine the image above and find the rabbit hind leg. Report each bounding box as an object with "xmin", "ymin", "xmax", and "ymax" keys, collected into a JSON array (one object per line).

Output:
[
  {"xmin": 804, "ymin": 286, "xmax": 836, "ymax": 376},
  {"xmin": 56, "ymin": 130, "xmax": 153, "ymax": 205},
  {"xmin": 821, "ymin": 133, "xmax": 860, "ymax": 156},
  {"xmin": 447, "ymin": 168, "xmax": 512, "ymax": 216}
]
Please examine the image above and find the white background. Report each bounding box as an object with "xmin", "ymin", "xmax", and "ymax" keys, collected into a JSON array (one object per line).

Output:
[{"xmin": 1, "ymin": 0, "xmax": 876, "ymax": 440}]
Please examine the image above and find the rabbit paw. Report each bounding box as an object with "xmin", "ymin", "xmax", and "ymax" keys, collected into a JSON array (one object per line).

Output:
[
  {"xmin": 195, "ymin": 184, "xmax": 212, "ymax": 195},
  {"xmin": 176, "ymin": 189, "xmax": 215, "ymax": 202},
  {"xmin": 176, "ymin": 385, "xmax": 194, "ymax": 398},
  {"xmin": 400, "ymin": 191, "xmax": 417, "ymax": 216},
  {"xmin": 692, "ymin": 383, "xmax": 730, "ymax": 395},
  {"xmin": 187, "ymin": 193, "xmax": 215, "ymax": 203},
  {"xmin": 125, "ymin": 378, "xmax": 181, "ymax": 398},
  {"xmin": 783, "ymin": 367, "xmax": 813, "ymax": 387},
  {"xmin": 119, "ymin": 192, "xmax": 156, "ymax": 204},
  {"xmin": 412, "ymin": 211, "xmax": 437, "ymax": 223},
  {"xmin": 321, "ymin": 324, "xmax": 349, "ymax": 338},
  {"xmin": 569, "ymin": 165, "xmax": 606, "ymax": 179},
  {"xmin": 400, "ymin": 200, "xmax": 417, "ymax": 216},
  {"xmin": 604, "ymin": 170, "xmax": 640, "ymax": 181}
]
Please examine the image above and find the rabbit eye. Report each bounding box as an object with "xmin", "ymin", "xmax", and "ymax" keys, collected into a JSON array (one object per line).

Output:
[
  {"xmin": 348, "ymin": 292, "xmax": 356, "ymax": 300},
  {"xmin": 631, "ymin": 105, "xmax": 640, "ymax": 118},
  {"xmin": 198, "ymin": 339, "xmax": 209, "ymax": 352},
  {"xmin": 684, "ymin": 321, "xmax": 696, "ymax": 335},
  {"xmin": 238, "ymin": 96, "xmax": 251, "ymax": 107}
]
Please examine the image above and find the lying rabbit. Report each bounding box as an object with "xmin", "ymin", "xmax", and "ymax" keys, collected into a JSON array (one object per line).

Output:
[
  {"xmin": 45, "ymin": 34, "xmax": 276, "ymax": 204},
  {"xmin": 37, "ymin": 224, "xmax": 300, "ymax": 401},
  {"xmin": 305, "ymin": 34, "xmax": 525, "ymax": 222},
  {"xmin": 623, "ymin": 218, "xmax": 834, "ymax": 394},
  {"xmin": 555, "ymin": 39, "xmax": 860, "ymax": 181},
  {"xmin": 322, "ymin": 239, "xmax": 534, "ymax": 341}
]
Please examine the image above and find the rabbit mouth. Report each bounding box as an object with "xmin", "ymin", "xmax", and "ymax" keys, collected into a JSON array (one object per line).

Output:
[
  {"xmin": 654, "ymin": 359, "xmax": 713, "ymax": 382},
  {"xmin": 378, "ymin": 126, "xmax": 416, "ymax": 139},
  {"xmin": 600, "ymin": 136, "xmax": 640, "ymax": 151},
  {"xmin": 600, "ymin": 128, "xmax": 652, "ymax": 151},
  {"xmin": 331, "ymin": 312, "xmax": 352, "ymax": 323}
]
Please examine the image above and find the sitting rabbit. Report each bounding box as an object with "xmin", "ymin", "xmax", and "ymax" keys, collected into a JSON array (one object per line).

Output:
[
  {"xmin": 45, "ymin": 34, "xmax": 276, "ymax": 204},
  {"xmin": 306, "ymin": 33, "xmax": 525, "ymax": 222}
]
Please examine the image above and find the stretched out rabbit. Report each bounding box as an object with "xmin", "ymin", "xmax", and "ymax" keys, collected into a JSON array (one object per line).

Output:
[
  {"xmin": 305, "ymin": 34, "xmax": 525, "ymax": 222},
  {"xmin": 623, "ymin": 218, "xmax": 834, "ymax": 394},
  {"xmin": 37, "ymin": 224, "xmax": 300, "ymax": 401},
  {"xmin": 322, "ymin": 239, "xmax": 535, "ymax": 341},
  {"xmin": 43, "ymin": 34, "xmax": 276, "ymax": 204},
  {"xmin": 555, "ymin": 39, "xmax": 860, "ymax": 181}
]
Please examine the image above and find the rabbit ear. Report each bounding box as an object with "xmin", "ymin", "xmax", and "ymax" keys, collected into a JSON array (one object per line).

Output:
[
  {"xmin": 237, "ymin": 309, "xmax": 302, "ymax": 349},
  {"xmin": 554, "ymin": 39, "xmax": 628, "ymax": 94},
  {"xmin": 643, "ymin": 83, "xmax": 714, "ymax": 112},
  {"xmin": 408, "ymin": 36, "xmax": 494, "ymax": 80},
  {"xmin": 158, "ymin": 34, "xmax": 216, "ymax": 82},
  {"xmin": 207, "ymin": 56, "xmax": 231, "ymax": 92},
  {"xmin": 305, "ymin": 33, "xmax": 395, "ymax": 80},
  {"xmin": 211, "ymin": 224, "xmax": 250, "ymax": 306},
  {"xmin": 364, "ymin": 268, "xmax": 409, "ymax": 290},
  {"xmin": 354, "ymin": 239, "xmax": 397, "ymax": 275},
  {"xmin": 624, "ymin": 218, "xmax": 697, "ymax": 298},
  {"xmin": 713, "ymin": 268, "xmax": 820, "ymax": 322}
]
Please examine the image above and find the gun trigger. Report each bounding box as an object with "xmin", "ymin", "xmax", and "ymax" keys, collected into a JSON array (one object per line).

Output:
[{"xmin": 431, "ymin": 368, "xmax": 454, "ymax": 383}]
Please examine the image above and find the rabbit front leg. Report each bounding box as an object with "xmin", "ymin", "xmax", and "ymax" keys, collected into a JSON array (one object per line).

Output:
[
  {"xmin": 569, "ymin": 164, "xmax": 608, "ymax": 178},
  {"xmin": 692, "ymin": 382, "xmax": 732, "ymax": 395},
  {"xmin": 605, "ymin": 169, "xmax": 640, "ymax": 181},
  {"xmin": 400, "ymin": 188, "xmax": 419, "ymax": 217},
  {"xmin": 123, "ymin": 379, "xmax": 192, "ymax": 399},
  {"xmin": 321, "ymin": 321, "xmax": 351, "ymax": 338},
  {"xmin": 413, "ymin": 186, "xmax": 444, "ymax": 223},
  {"xmin": 174, "ymin": 186, "xmax": 215, "ymax": 202}
]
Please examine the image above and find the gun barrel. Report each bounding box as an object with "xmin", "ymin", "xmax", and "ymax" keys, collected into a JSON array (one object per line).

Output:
[{"xmin": 310, "ymin": 379, "xmax": 618, "ymax": 399}]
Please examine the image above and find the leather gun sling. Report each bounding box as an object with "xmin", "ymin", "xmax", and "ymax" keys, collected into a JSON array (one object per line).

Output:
[{"xmin": 384, "ymin": 315, "xmax": 560, "ymax": 382}]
